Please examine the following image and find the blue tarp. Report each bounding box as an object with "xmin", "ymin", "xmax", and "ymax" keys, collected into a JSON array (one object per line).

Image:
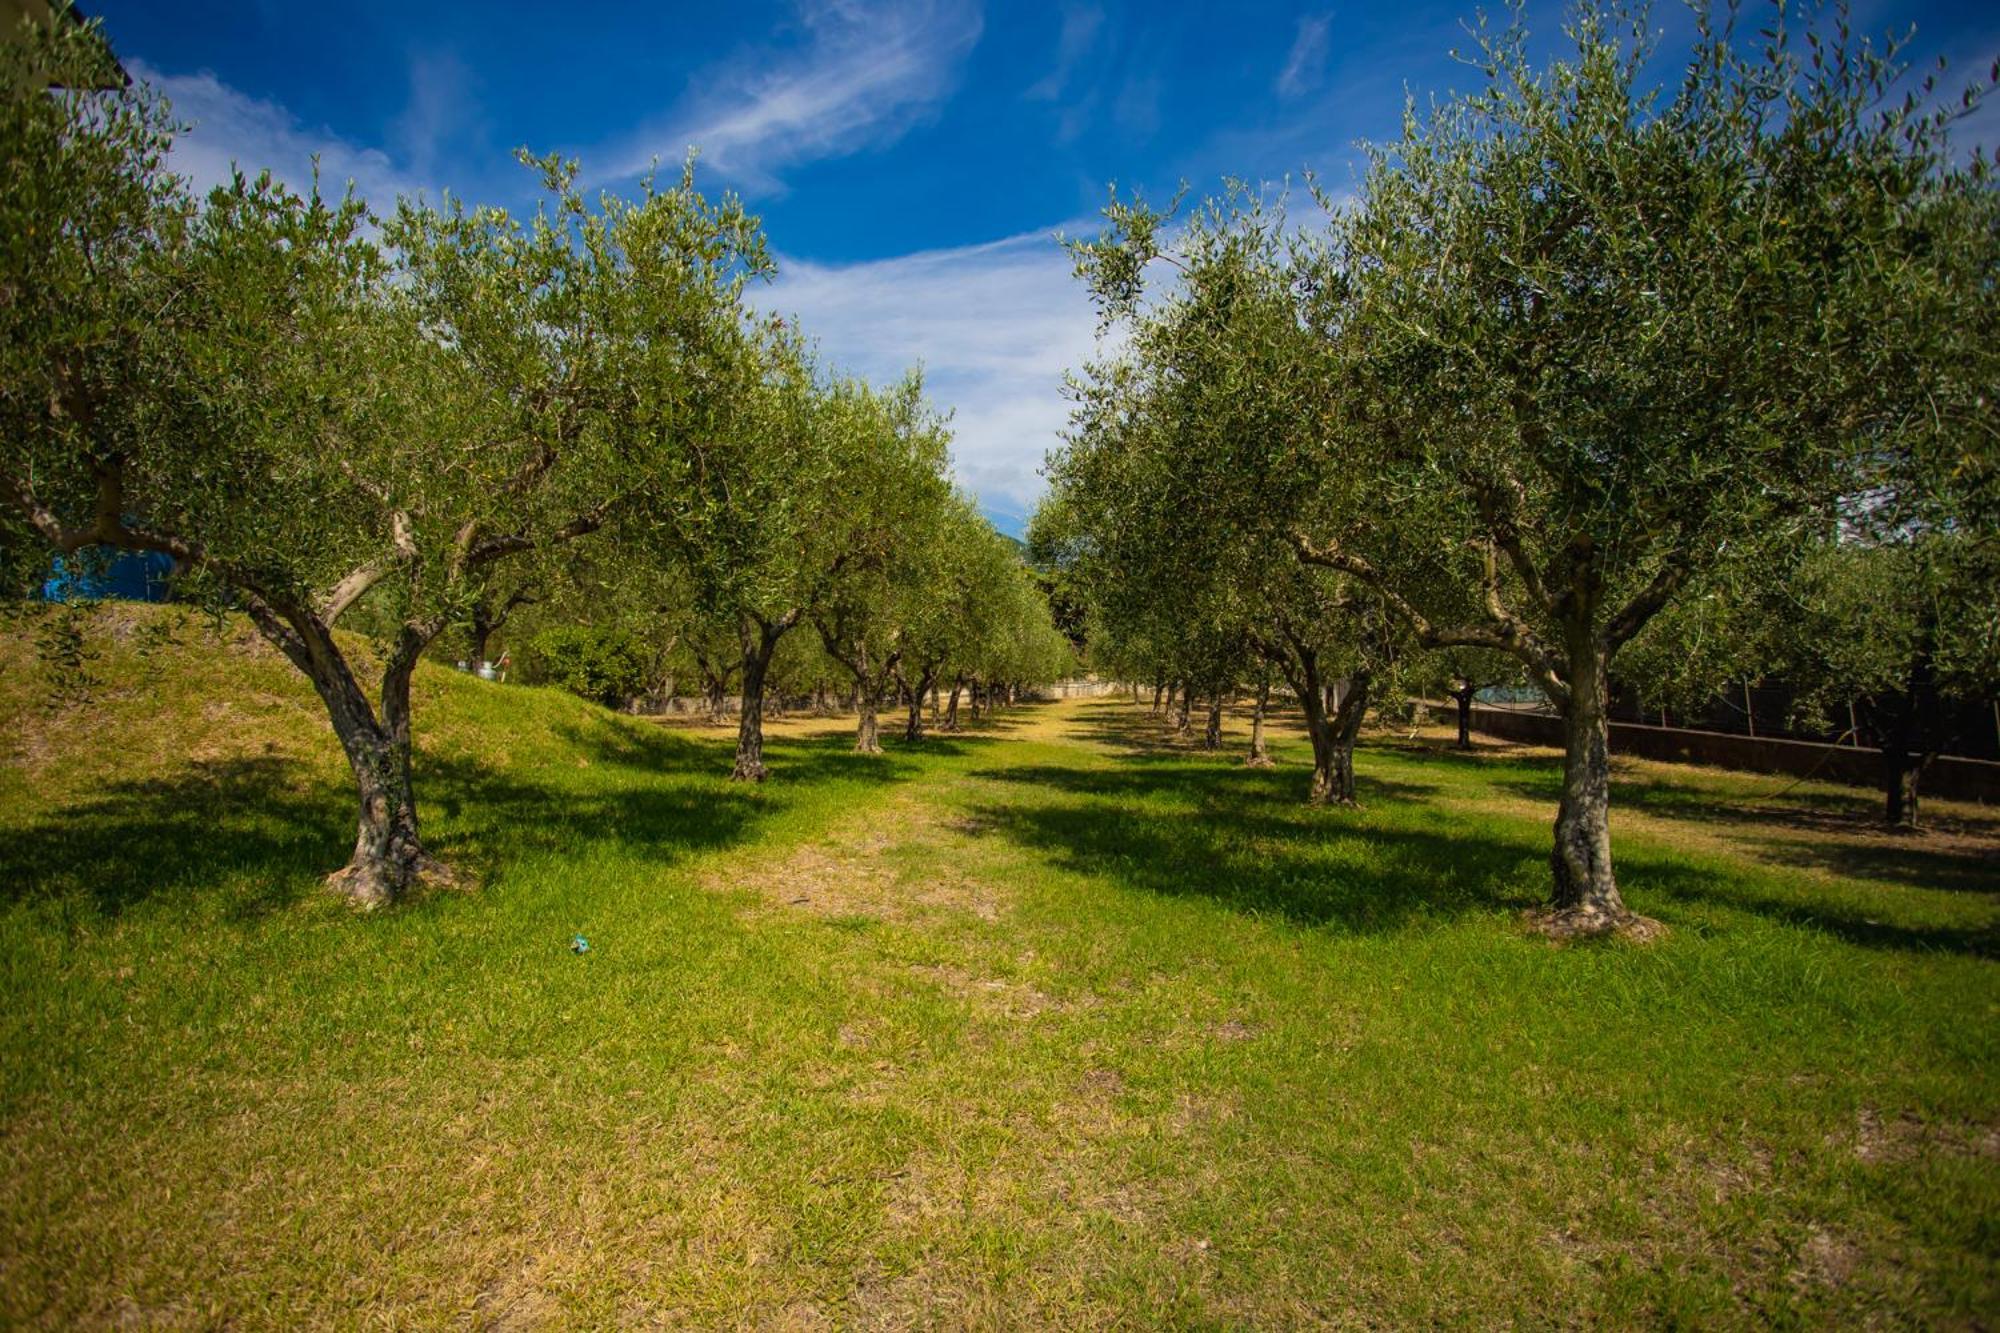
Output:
[{"xmin": 43, "ymin": 550, "xmax": 175, "ymax": 603}]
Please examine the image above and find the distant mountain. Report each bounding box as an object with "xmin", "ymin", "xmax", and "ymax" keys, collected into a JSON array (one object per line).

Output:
[{"xmin": 979, "ymin": 504, "xmax": 1028, "ymax": 541}]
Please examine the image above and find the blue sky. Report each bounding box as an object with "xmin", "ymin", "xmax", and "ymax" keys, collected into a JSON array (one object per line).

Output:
[{"xmin": 90, "ymin": 1, "xmax": 1999, "ymax": 534}]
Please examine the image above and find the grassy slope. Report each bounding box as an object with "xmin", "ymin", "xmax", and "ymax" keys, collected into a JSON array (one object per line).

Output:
[{"xmin": 1, "ymin": 605, "xmax": 1995, "ymax": 1328}]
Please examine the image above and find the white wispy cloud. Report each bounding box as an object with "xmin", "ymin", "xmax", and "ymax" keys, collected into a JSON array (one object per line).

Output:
[
  {"xmin": 599, "ymin": 0, "xmax": 984, "ymax": 194},
  {"xmin": 763, "ymin": 225, "xmax": 1104, "ymax": 530},
  {"xmin": 1276, "ymin": 15, "xmax": 1332, "ymax": 100},
  {"xmin": 129, "ymin": 57, "xmax": 424, "ymax": 208},
  {"xmin": 1025, "ymin": 3, "xmax": 1103, "ymax": 102}
]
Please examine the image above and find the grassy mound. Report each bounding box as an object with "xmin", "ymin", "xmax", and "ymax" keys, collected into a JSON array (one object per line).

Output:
[{"xmin": 1, "ymin": 603, "xmax": 1995, "ymax": 1327}]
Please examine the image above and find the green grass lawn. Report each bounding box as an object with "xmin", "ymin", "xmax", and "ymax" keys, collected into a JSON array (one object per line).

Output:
[{"xmin": 2, "ymin": 606, "xmax": 1996, "ymax": 1327}]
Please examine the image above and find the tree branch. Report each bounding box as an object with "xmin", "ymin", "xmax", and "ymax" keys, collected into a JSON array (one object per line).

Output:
[{"xmin": 1290, "ymin": 529, "xmax": 1571, "ymax": 708}]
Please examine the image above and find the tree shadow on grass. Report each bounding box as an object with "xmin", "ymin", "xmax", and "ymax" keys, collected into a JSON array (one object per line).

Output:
[
  {"xmin": 978, "ymin": 758, "xmax": 1442, "ymax": 810},
  {"xmin": 0, "ymin": 716, "xmax": 933, "ymax": 920},
  {"xmin": 1485, "ymin": 771, "xmax": 2000, "ymax": 898},
  {"xmin": 968, "ymin": 760, "xmax": 1533, "ymax": 932},
  {"xmin": 968, "ymin": 768, "xmax": 1544, "ymax": 924},
  {"xmin": 985, "ymin": 710, "xmax": 1997, "ymax": 956},
  {"xmin": 0, "ymin": 756, "xmax": 346, "ymax": 920}
]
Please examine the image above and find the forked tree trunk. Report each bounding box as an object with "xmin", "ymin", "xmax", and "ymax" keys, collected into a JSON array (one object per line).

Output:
[
  {"xmin": 1203, "ymin": 692, "xmax": 1223, "ymax": 750},
  {"xmin": 1548, "ymin": 648, "xmax": 1630, "ymax": 929},
  {"xmin": 903, "ymin": 667, "xmax": 936, "ymax": 741},
  {"xmin": 286, "ymin": 619, "xmax": 442, "ymax": 907},
  {"xmin": 1326, "ymin": 672, "xmax": 1370, "ymax": 806},
  {"xmin": 1304, "ymin": 696, "xmax": 1336, "ymax": 800},
  {"xmin": 1245, "ymin": 671, "xmax": 1273, "ymax": 767}
]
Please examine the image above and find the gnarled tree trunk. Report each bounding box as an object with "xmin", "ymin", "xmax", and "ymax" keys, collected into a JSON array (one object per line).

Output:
[
  {"xmin": 1326, "ymin": 672, "xmax": 1370, "ymax": 806},
  {"xmin": 276, "ymin": 615, "xmax": 445, "ymax": 907},
  {"xmin": 855, "ymin": 691, "xmax": 881, "ymax": 754},
  {"xmin": 732, "ymin": 619, "xmax": 784, "ymax": 782},
  {"xmin": 942, "ymin": 675, "xmax": 963, "ymax": 731},
  {"xmin": 902, "ymin": 665, "xmax": 936, "ymax": 741},
  {"xmin": 1246, "ymin": 670, "xmax": 1273, "ymax": 767},
  {"xmin": 1548, "ymin": 646, "xmax": 1629, "ymax": 930},
  {"xmin": 1203, "ymin": 691, "xmax": 1223, "ymax": 750}
]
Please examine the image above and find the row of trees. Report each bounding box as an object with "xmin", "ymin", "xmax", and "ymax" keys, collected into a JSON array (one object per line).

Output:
[
  {"xmin": 0, "ymin": 13, "xmax": 1069, "ymax": 905},
  {"xmin": 1037, "ymin": 2, "xmax": 1998, "ymax": 937}
]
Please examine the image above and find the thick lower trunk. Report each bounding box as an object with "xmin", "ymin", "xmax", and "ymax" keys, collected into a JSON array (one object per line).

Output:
[
  {"xmin": 1203, "ymin": 692, "xmax": 1223, "ymax": 750},
  {"xmin": 1246, "ymin": 672, "xmax": 1272, "ymax": 767},
  {"xmin": 1174, "ymin": 685, "xmax": 1192, "ymax": 735},
  {"xmin": 326, "ymin": 723, "xmax": 426, "ymax": 906},
  {"xmin": 970, "ymin": 680, "xmax": 984, "ymax": 721},
  {"xmin": 305, "ymin": 628, "xmax": 440, "ymax": 906},
  {"xmin": 1548, "ymin": 653, "xmax": 1629, "ymax": 929},
  {"xmin": 855, "ymin": 691, "xmax": 882, "ymax": 754},
  {"xmin": 732, "ymin": 634, "xmax": 777, "ymax": 782},
  {"xmin": 1329, "ymin": 674, "xmax": 1370, "ymax": 804},
  {"xmin": 904, "ymin": 669, "xmax": 935, "ymax": 741},
  {"xmin": 1151, "ymin": 680, "xmax": 1164, "ymax": 716},
  {"xmin": 468, "ymin": 622, "xmax": 493, "ymax": 669},
  {"xmin": 1454, "ymin": 686, "xmax": 1474, "ymax": 749},
  {"xmin": 1301, "ymin": 688, "xmax": 1336, "ymax": 805},
  {"xmin": 943, "ymin": 677, "xmax": 963, "ymax": 732},
  {"xmin": 1883, "ymin": 745, "xmax": 1921, "ymax": 829}
]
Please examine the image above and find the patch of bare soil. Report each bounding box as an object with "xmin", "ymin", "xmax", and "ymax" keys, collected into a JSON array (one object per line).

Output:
[
  {"xmin": 1847, "ymin": 1106, "xmax": 2000, "ymax": 1166},
  {"xmin": 699, "ymin": 786, "xmax": 1009, "ymax": 925}
]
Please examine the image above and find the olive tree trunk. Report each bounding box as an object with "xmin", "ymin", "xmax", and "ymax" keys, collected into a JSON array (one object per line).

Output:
[
  {"xmin": 1548, "ymin": 645, "xmax": 1629, "ymax": 928},
  {"xmin": 1245, "ymin": 670, "xmax": 1273, "ymax": 767},
  {"xmin": 902, "ymin": 666, "xmax": 936, "ymax": 741},
  {"xmin": 1202, "ymin": 691, "xmax": 1223, "ymax": 750},
  {"xmin": 1453, "ymin": 683, "xmax": 1476, "ymax": 748},
  {"xmin": 264, "ymin": 612, "xmax": 446, "ymax": 907},
  {"xmin": 855, "ymin": 692, "xmax": 881, "ymax": 754},
  {"xmin": 732, "ymin": 620, "xmax": 785, "ymax": 782},
  {"xmin": 1882, "ymin": 741, "xmax": 1924, "ymax": 829},
  {"xmin": 1326, "ymin": 672, "xmax": 1370, "ymax": 805}
]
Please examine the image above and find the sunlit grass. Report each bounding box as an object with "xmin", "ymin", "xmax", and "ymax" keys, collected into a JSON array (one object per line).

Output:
[{"xmin": 2, "ymin": 607, "xmax": 1994, "ymax": 1326}]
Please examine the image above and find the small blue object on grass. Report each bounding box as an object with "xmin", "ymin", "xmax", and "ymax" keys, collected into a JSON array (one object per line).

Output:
[{"xmin": 570, "ymin": 935, "xmax": 589, "ymax": 955}]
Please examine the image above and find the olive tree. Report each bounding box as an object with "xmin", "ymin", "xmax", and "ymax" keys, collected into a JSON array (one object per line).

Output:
[
  {"xmin": 810, "ymin": 377, "xmax": 956, "ymax": 753},
  {"xmin": 1069, "ymin": 4, "xmax": 1991, "ymax": 934},
  {"xmin": 1, "ymin": 19, "xmax": 770, "ymax": 902}
]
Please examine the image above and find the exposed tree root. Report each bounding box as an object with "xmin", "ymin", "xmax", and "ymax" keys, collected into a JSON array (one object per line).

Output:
[{"xmin": 1524, "ymin": 907, "xmax": 1667, "ymax": 944}]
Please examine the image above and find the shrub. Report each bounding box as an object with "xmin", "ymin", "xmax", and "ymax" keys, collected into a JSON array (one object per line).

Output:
[{"xmin": 521, "ymin": 625, "xmax": 654, "ymax": 708}]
